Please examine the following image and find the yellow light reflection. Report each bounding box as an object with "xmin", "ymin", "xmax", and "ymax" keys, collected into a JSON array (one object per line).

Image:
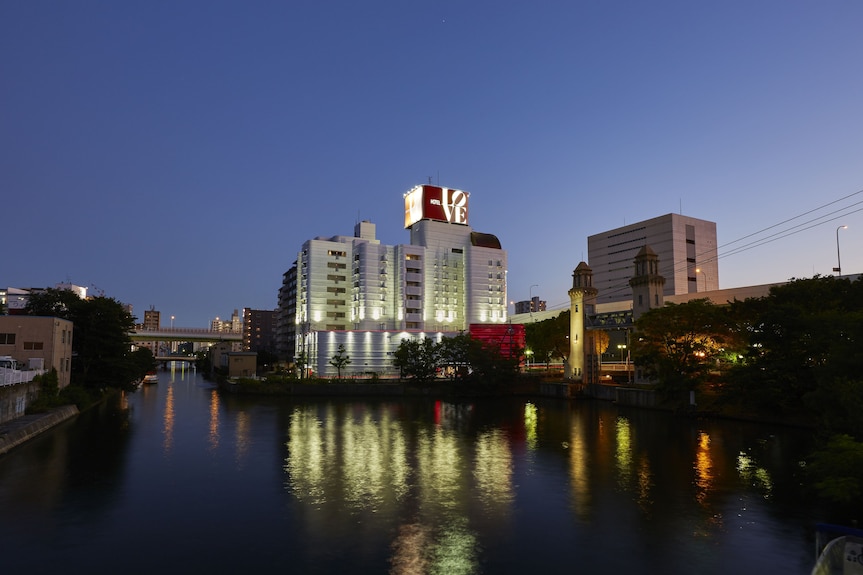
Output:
[
  {"xmin": 524, "ymin": 402, "xmax": 537, "ymax": 450},
  {"xmin": 416, "ymin": 427, "xmax": 463, "ymax": 514},
  {"xmin": 285, "ymin": 407, "xmax": 330, "ymax": 505},
  {"xmin": 162, "ymin": 383, "xmax": 174, "ymax": 453},
  {"xmin": 284, "ymin": 405, "xmax": 409, "ymax": 510},
  {"xmin": 636, "ymin": 456, "xmax": 653, "ymax": 512},
  {"xmin": 473, "ymin": 429, "xmax": 513, "ymax": 515},
  {"xmin": 694, "ymin": 432, "xmax": 714, "ymax": 506},
  {"xmin": 390, "ymin": 523, "xmax": 432, "ymax": 575},
  {"xmin": 427, "ymin": 517, "xmax": 478, "ymax": 575},
  {"xmin": 208, "ymin": 389, "xmax": 220, "ymax": 452},
  {"xmin": 569, "ymin": 416, "xmax": 591, "ymax": 518},
  {"xmin": 615, "ymin": 416, "xmax": 632, "ymax": 487}
]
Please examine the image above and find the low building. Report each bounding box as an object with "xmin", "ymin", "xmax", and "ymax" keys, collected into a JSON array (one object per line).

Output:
[{"xmin": 0, "ymin": 316, "xmax": 74, "ymax": 388}]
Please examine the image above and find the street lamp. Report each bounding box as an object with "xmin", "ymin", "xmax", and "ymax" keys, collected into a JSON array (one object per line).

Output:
[
  {"xmin": 835, "ymin": 225, "xmax": 847, "ymax": 275},
  {"xmin": 171, "ymin": 315, "xmax": 175, "ymax": 329},
  {"xmin": 617, "ymin": 343, "xmax": 626, "ymax": 362}
]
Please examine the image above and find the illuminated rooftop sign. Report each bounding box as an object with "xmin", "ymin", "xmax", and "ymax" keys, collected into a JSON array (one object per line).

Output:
[{"xmin": 404, "ymin": 185, "xmax": 469, "ymax": 229}]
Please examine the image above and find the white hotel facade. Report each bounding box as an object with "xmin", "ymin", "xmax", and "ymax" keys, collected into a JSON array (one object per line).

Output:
[{"xmin": 291, "ymin": 185, "xmax": 508, "ymax": 377}]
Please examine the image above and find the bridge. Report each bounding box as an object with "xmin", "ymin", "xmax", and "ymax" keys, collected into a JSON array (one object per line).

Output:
[{"xmin": 130, "ymin": 327, "xmax": 242, "ymax": 343}]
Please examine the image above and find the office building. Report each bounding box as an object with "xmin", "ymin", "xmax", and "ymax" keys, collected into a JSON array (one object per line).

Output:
[
  {"xmin": 587, "ymin": 213, "xmax": 719, "ymax": 304},
  {"xmin": 514, "ymin": 297, "xmax": 545, "ymax": 315}
]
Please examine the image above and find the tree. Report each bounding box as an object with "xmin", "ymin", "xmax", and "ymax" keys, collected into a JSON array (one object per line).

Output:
[
  {"xmin": 329, "ymin": 344, "xmax": 351, "ymax": 379},
  {"xmin": 631, "ymin": 299, "xmax": 734, "ymax": 398},
  {"xmin": 524, "ymin": 310, "xmax": 570, "ymax": 368},
  {"xmin": 725, "ymin": 275, "xmax": 863, "ymax": 416},
  {"xmin": 392, "ymin": 337, "xmax": 439, "ymax": 382},
  {"xmin": 26, "ymin": 289, "xmax": 140, "ymax": 390},
  {"xmin": 438, "ymin": 333, "xmax": 473, "ymax": 380}
]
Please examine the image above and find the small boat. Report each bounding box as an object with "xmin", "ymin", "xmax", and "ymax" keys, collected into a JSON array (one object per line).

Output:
[
  {"xmin": 142, "ymin": 371, "xmax": 159, "ymax": 384},
  {"xmin": 812, "ymin": 523, "xmax": 863, "ymax": 574}
]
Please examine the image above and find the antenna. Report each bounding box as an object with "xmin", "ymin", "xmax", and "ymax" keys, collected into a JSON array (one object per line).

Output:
[{"xmin": 428, "ymin": 176, "xmax": 432, "ymax": 184}]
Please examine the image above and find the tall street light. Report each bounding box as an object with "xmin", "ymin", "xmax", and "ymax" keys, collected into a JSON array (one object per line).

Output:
[{"xmin": 835, "ymin": 225, "xmax": 847, "ymax": 275}]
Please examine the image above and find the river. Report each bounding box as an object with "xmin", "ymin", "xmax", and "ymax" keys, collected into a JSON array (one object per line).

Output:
[{"xmin": 0, "ymin": 365, "xmax": 833, "ymax": 574}]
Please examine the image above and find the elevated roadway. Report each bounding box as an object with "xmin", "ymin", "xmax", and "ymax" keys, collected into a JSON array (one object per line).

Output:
[{"xmin": 131, "ymin": 327, "xmax": 242, "ymax": 343}]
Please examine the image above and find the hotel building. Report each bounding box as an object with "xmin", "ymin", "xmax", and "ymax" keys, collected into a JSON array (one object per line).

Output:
[
  {"xmin": 587, "ymin": 213, "xmax": 719, "ymax": 304},
  {"xmin": 285, "ymin": 185, "xmax": 509, "ymax": 377}
]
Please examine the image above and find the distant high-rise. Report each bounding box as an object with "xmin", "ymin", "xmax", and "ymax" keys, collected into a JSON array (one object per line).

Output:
[
  {"xmin": 143, "ymin": 307, "xmax": 160, "ymax": 330},
  {"xmin": 243, "ymin": 308, "xmax": 275, "ymax": 353},
  {"xmin": 514, "ymin": 297, "xmax": 545, "ymax": 315},
  {"xmin": 588, "ymin": 213, "xmax": 719, "ymax": 304}
]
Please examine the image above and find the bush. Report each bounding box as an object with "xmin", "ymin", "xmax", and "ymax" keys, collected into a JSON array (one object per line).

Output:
[{"xmin": 58, "ymin": 384, "xmax": 102, "ymax": 411}]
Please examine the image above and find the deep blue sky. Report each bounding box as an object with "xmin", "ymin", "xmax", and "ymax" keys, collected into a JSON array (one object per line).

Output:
[{"xmin": 3, "ymin": 1, "xmax": 862, "ymax": 327}]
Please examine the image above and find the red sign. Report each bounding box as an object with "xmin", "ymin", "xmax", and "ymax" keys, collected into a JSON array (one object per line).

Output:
[{"xmin": 404, "ymin": 185, "xmax": 469, "ymax": 228}]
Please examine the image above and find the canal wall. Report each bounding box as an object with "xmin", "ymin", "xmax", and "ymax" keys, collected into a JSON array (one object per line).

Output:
[
  {"xmin": 615, "ymin": 387, "xmax": 658, "ymax": 408},
  {"xmin": 0, "ymin": 405, "xmax": 79, "ymax": 455},
  {"xmin": 0, "ymin": 381, "xmax": 41, "ymax": 424}
]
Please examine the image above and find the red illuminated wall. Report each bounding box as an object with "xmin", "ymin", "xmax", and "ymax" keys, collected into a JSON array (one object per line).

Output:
[{"xmin": 468, "ymin": 323, "xmax": 525, "ymax": 361}]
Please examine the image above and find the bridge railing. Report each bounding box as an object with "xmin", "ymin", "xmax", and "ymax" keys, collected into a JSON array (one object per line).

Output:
[{"xmin": 135, "ymin": 327, "xmax": 240, "ymax": 335}]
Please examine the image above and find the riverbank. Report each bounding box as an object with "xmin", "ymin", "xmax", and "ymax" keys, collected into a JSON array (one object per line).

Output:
[{"xmin": 0, "ymin": 405, "xmax": 79, "ymax": 456}]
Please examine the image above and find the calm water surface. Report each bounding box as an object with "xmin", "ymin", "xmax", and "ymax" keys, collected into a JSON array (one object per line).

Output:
[{"xmin": 0, "ymin": 366, "xmax": 831, "ymax": 574}]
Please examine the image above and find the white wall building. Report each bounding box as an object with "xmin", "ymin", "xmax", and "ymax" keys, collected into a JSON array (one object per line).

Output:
[
  {"xmin": 292, "ymin": 185, "xmax": 508, "ymax": 378},
  {"xmin": 587, "ymin": 213, "xmax": 719, "ymax": 304}
]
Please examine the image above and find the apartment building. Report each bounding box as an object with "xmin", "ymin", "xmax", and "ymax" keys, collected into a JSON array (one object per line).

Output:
[{"xmin": 285, "ymin": 185, "xmax": 508, "ymax": 377}]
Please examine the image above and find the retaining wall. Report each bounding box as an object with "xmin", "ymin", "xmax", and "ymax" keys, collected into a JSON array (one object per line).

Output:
[
  {"xmin": 0, "ymin": 405, "xmax": 79, "ymax": 455},
  {"xmin": 0, "ymin": 381, "xmax": 41, "ymax": 424}
]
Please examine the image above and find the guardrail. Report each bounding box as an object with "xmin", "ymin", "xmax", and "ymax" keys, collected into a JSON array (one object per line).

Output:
[{"xmin": 0, "ymin": 368, "xmax": 44, "ymax": 387}]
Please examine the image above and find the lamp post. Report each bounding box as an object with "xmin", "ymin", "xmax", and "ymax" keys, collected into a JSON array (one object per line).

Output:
[
  {"xmin": 835, "ymin": 225, "xmax": 847, "ymax": 275},
  {"xmin": 171, "ymin": 315, "xmax": 175, "ymax": 329},
  {"xmin": 617, "ymin": 343, "xmax": 626, "ymax": 362}
]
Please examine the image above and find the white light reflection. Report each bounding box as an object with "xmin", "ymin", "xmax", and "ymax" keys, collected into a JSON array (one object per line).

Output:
[
  {"xmin": 473, "ymin": 429, "xmax": 513, "ymax": 514},
  {"xmin": 524, "ymin": 402, "xmax": 537, "ymax": 449},
  {"xmin": 737, "ymin": 450, "xmax": 774, "ymax": 497},
  {"xmin": 615, "ymin": 416, "xmax": 632, "ymax": 487},
  {"xmin": 284, "ymin": 406, "xmax": 409, "ymax": 510}
]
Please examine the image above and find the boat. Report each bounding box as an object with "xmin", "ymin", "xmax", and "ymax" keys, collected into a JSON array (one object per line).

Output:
[
  {"xmin": 142, "ymin": 371, "xmax": 159, "ymax": 384},
  {"xmin": 811, "ymin": 523, "xmax": 863, "ymax": 574}
]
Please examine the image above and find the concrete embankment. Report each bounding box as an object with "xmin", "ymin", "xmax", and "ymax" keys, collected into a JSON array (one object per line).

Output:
[{"xmin": 0, "ymin": 406, "xmax": 79, "ymax": 456}]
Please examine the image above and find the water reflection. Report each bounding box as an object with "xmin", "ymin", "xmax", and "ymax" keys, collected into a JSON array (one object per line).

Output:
[
  {"xmin": 208, "ymin": 389, "xmax": 220, "ymax": 452},
  {"xmin": 523, "ymin": 402, "xmax": 537, "ymax": 449},
  {"xmin": 694, "ymin": 431, "xmax": 714, "ymax": 506},
  {"xmin": 162, "ymin": 382, "xmax": 174, "ymax": 453},
  {"xmin": 737, "ymin": 449, "xmax": 774, "ymax": 497},
  {"xmin": 0, "ymin": 385, "xmax": 824, "ymax": 575},
  {"xmin": 569, "ymin": 413, "xmax": 591, "ymax": 518},
  {"xmin": 615, "ymin": 415, "xmax": 632, "ymax": 488},
  {"xmin": 474, "ymin": 429, "xmax": 514, "ymax": 513}
]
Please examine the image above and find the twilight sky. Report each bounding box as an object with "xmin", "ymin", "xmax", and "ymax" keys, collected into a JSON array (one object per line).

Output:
[{"xmin": 3, "ymin": 1, "xmax": 862, "ymax": 327}]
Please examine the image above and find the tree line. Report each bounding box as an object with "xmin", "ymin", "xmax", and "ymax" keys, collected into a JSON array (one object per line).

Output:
[
  {"xmin": 628, "ymin": 275, "xmax": 863, "ymax": 506},
  {"xmin": 23, "ymin": 289, "xmax": 156, "ymax": 407}
]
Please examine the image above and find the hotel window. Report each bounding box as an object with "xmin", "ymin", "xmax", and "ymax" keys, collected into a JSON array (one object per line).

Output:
[
  {"xmin": 0, "ymin": 333, "xmax": 15, "ymax": 345},
  {"xmin": 24, "ymin": 341, "xmax": 44, "ymax": 350}
]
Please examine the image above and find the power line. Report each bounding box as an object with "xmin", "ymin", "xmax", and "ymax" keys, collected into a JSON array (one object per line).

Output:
[{"xmin": 543, "ymin": 187, "xmax": 863, "ymax": 309}]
